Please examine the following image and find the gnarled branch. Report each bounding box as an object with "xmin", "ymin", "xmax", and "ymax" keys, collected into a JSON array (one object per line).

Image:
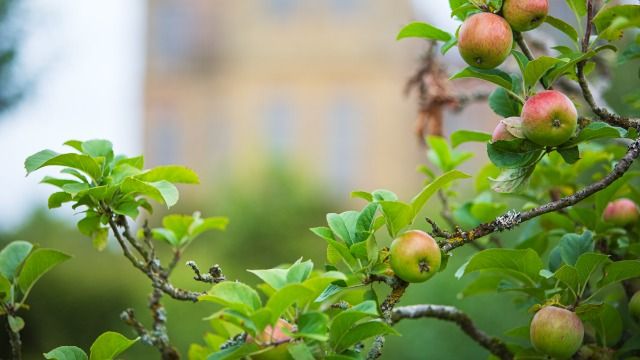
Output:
[{"xmin": 392, "ymin": 304, "xmax": 513, "ymax": 360}]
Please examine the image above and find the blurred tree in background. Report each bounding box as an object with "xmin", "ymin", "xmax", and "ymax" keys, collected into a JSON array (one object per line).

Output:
[{"xmin": 0, "ymin": 0, "xmax": 22, "ymax": 113}]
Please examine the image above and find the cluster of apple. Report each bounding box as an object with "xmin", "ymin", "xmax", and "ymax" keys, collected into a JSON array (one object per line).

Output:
[
  {"xmin": 386, "ymin": 196, "xmax": 639, "ymax": 358},
  {"xmin": 457, "ymin": 0, "xmax": 578, "ymax": 148}
]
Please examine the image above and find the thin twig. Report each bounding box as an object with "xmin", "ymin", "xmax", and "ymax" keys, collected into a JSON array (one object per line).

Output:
[
  {"xmin": 575, "ymin": 0, "xmax": 640, "ymax": 130},
  {"xmin": 514, "ymin": 31, "xmax": 552, "ymax": 90},
  {"xmin": 440, "ymin": 138, "xmax": 640, "ymax": 252},
  {"xmin": 392, "ymin": 304, "xmax": 513, "ymax": 360}
]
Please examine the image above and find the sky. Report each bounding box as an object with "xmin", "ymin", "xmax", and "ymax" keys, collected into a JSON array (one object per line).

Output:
[{"xmin": 0, "ymin": 0, "xmax": 146, "ymax": 228}]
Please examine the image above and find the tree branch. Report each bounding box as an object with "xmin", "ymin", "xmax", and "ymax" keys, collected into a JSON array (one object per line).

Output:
[
  {"xmin": 439, "ymin": 138, "xmax": 640, "ymax": 252},
  {"xmin": 392, "ymin": 304, "xmax": 513, "ymax": 360},
  {"xmin": 366, "ymin": 280, "xmax": 408, "ymax": 360},
  {"xmin": 575, "ymin": 0, "xmax": 640, "ymax": 130},
  {"xmin": 4, "ymin": 312, "xmax": 22, "ymax": 360}
]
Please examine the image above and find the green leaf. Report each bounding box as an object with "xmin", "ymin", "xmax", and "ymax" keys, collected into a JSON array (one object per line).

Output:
[
  {"xmin": 24, "ymin": 149, "xmax": 58, "ymax": 174},
  {"xmin": 25, "ymin": 152, "xmax": 102, "ymax": 180},
  {"xmin": 136, "ymin": 165, "xmax": 200, "ymax": 184},
  {"xmin": 553, "ymin": 265, "xmax": 579, "ymax": 293},
  {"xmin": 351, "ymin": 191, "xmax": 373, "ymax": 202},
  {"xmin": 565, "ymin": 122, "xmax": 626, "ymax": 147},
  {"xmin": 294, "ymin": 312, "xmax": 330, "ymax": 341},
  {"xmin": 457, "ymin": 248, "xmax": 543, "ymax": 285},
  {"xmin": 379, "ymin": 201, "xmax": 413, "ymax": 238},
  {"xmin": 524, "ymin": 56, "xmax": 562, "ymax": 90},
  {"xmin": 89, "ymin": 331, "xmax": 138, "ymax": 360},
  {"xmin": 599, "ymin": 260, "xmax": 640, "ymax": 287},
  {"xmin": 371, "ymin": 189, "xmax": 398, "ymax": 202},
  {"xmin": 565, "ymin": 0, "xmax": 587, "ymax": 17},
  {"xmin": 63, "ymin": 140, "xmax": 84, "ymax": 152},
  {"xmin": 248, "ymin": 268, "xmax": 288, "ymax": 291},
  {"xmin": 8, "ymin": 315, "xmax": 24, "ymax": 332},
  {"xmin": 411, "ymin": 169, "xmax": 470, "ymax": 215},
  {"xmin": 288, "ymin": 343, "xmax": 315, "ymax": 360},
  {"xmin": 490, "ymin": 165, "xmax": 535, "ymax": 193},
  {"xmin": 557, "ymin": 146, "xmax": 580, "ymax": 164},
  {"xmin": 48, "ymin": 192, "xmax": 73, "ymax": 209},
  {"xmin": 207, "ymin": 343, "xmax": 260, "ymax": 360},
  {"xmin": 81, "ymin": 140, "xmax": 113, "ymax": 158},
  {"xmin": 0, "ymin": 274, "xmax": 10, "ymax": 300},
  {"xmin": 0, "ymin": 240, "xmax": 33, "ymax": 281},
  {"xmin": 315, "ymin": 284, "xmax": 345, "ymax": 302},
  {"xmin": 329, "ymin": 300, "xmax": 380, "ymax": 347},
  {"xmin": 396, "ymin": 22, "xmax": 452, "ymax": 41},
  {"xmin": 545, "ymin": 45, "xmax": 617, "ymax": 85},
  {"xmin": 17, "ymin": 248, "xmax": 71, "ymax": 298},
  {"xmin": 489, "ymin": 87, "xmax": 521, "ymax": 117},
  {"xmin": 92, "ymin": 228, "xmax": 109, "ymax": 252},
  {"xmin": 335, "ymin": 321, "xmax": 398, "ymax": 352},
  {"xmin": 544, "ymin": 16, "xmax": 579, "ymax": 43},
  {"xmin": 450, "ymin": 130, "xmax": 492, "ymax": 148},
  {"xmin": 593, "ymin": 5, "xmax": 640, "ymax": 41},
  {"xmin": 327, "ymin": 212, "xmax": 356, "ymax": 246},
  {"xmin": 286, "ymin": 259, "xmax": 314, "ymax": 284},
  {"xmin": 354, "ymin": 203, "xmax": 378, "ymax": 243},
  {"xmin": 265, "ymin": 284, "xmax": 314, "ymax": 324},
  {"xmin": 450, "ymin": 67, "xmax": 513, "ymax": 90},
  {"xmin": 575, "ymin": 252, "xmax": 610, "ymax": 286},
  {"xmin": 487, "ymin": 139, "xmax": 543, "ymax": 169},
  {"xmin": 557, "ymin": 232, "xmax": 594, "ymax": 266},
  {"xmin": 43, "ymin": 346, "xmax": 88, "ymax": 360},
  {"xmin": 200, "ymin": 282, "xmax": 262, "ymax": 313},
  {"xmin": 511, "ymin": 50, "xmax": 530, "ymax": 74},
  {"xmin": 121, "ymin": 178, "xmax": 179, "ymax": 208}
]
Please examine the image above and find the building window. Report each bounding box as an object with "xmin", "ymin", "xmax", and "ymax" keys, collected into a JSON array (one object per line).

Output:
[
  {"xmin": 328, "ymin": 96, "xmax": 361, "ymax": 191},
  {"xmin": 264, "ymin": 96, "xmax": 294, "ymax": 157},
  {"xmin": 150, "ymin": 106, "xmax": 182, "ymax": 165},
  {"xmin": 329, "ymin": 0, "xmax": 363, "ymax": 18},
  {"xmin": 151, "ymin": 1, "xmax": 196, "ymax": 71},
  {"xmin": 265, "ymin": 0, "xmax": 296, "ymax": 20}
]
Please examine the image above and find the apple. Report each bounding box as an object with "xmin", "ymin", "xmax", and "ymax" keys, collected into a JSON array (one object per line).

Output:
[
  {"xmin": 521, "ymin": 90, "xmax": 577, "ymax": 146},
  {"xmin": 603, "ymin": 198, "xmax": 639, "ymax": 227},
  {"xmin": 458, "ymin": 13, "xmax": 513, "ymax": 69},
  {"xmin": 630, "ymin": 291, "xmax": 640, "ymax": 319},
  {"xmin": 492, "ymin": 117, "xmax": 521, "ymax": 142},
  {"xmin": 249, "ymin": 319, "xmax": 294, "ymax": 360},
  {"xmin": 530, "ymin": 306, "xmax": 584, "ymax": 360},
  {"xmin": 502, "ymin": 0, "xmax": 549, "ymax": 32},
  {"xmin": 389, "ymin": 230, "xmax": 441, "ymax": 283}
]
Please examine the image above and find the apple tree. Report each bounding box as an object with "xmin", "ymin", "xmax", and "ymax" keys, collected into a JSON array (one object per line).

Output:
[{"xmin": 3, "ymin": 0, "xmax": 640, "ymax": 359}]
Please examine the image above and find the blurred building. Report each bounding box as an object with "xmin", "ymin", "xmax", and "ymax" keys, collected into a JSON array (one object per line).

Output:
[{"xmin": 143, "ymin": 0, "xmax": 425, "ymax": 198}]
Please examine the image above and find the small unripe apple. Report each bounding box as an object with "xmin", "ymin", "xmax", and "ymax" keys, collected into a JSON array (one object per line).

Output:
[
  {"xmin": 458, "ymin": 13, "xmax": 513, "ymax": 69},
  {"xmin": 530, "ymin": 306, "xmax": 584, "ymax": 360},
  {"xmin": 389, "ymin": 230, "xmax": 441, "ymax": 283},
  {"xmin": 502, "ymin": 0, "xmax": 549, "ymax": 32},
  {"xmin": 249, "ymin": 319, "xmax": 294, "ymax": 360},
  {"xmin": 492, "ymin": 118, "xmax": 521, "ymax": 142},
  {"xmin": 521, "ymin": 90, "xmax": 578, "ymax": 146},
  {"xmin": 603, "ymin": 198, "xmax": 639, "ymax": 227},
  {"xmin": 630, "ymin": 291, "xmax": 640, "ymax": 319}
]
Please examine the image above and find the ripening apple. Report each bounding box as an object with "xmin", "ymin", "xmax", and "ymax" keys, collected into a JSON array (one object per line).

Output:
[
  {"xmin": 492, "ymin": 117, "xmax": 521, "ymax": 142},
  {"xmin": 530, "ymin": 306, "xmax": 584, "ymax": 360},
  {"xmin": 502, "ymin": 0, "xmax": 549, "ymax": 32},
  {"xmin": 629, "ymin": 291, "xmax": 640, "ymax": 319},
  {"xmin": 521, "ymin": 90, "xmax": 578, "ymax": 146},
  {"xmin": 458, "ymin": 13, "xmax": 513, "ymax": 69},
  {"xmin": 603, "ymin": 198, "xmax": 639, "ymax": 227},
  {"xmin": 389, "ymin": 230, "xmax": 441, "ymax": 283},
  {"xmin": 249, "ymin": 319, "xmax": 294, "ymax": 360}
]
